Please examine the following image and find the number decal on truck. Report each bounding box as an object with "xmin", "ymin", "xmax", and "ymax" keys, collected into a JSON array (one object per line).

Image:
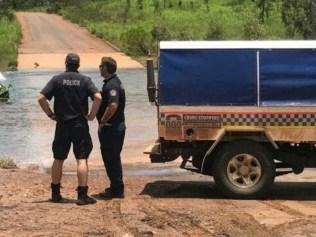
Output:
[{"xmin": 165, "ymin": 115, "xmax": 182, "ymax": 128}]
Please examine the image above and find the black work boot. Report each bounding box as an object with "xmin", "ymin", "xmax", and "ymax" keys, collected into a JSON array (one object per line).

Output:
[
  {"xmin": 98, "ymin": 187, "xmax": 124, "ymax": 199},
  {"xmin": 76, "ymin": 186, "xmax": 97, "ymax": 205},
  {"xmin": 51, "ymin": 183, "xmax": 63, "ymax": 203}
]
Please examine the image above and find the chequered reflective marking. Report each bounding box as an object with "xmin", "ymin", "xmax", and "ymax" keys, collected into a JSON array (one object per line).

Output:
[{"xmin": 222, "ymin": 114, "xmax": 316, "ymax": 126}]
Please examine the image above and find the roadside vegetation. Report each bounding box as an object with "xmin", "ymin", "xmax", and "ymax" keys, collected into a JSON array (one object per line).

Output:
[
  {"xmin": 0, "ymin": 9, "xmax": 21, "ymax": 70},
  {"xmin": 0, "ymin": 158, "xmax": 17, "ymax": 169},
  {"xmin": 61, "ymin": 0, "xmax": 287, "ymax": 56},
  {"xmin": 1, "ymin": 0, "xmax": 316, "ymax": 60},
  {"xmin": 60, "ymin": 0, "xmax": 316, "ymax": 57}
]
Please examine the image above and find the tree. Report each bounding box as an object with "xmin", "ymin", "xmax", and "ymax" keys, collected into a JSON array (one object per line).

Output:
[
  {"xmin": 256, "ymin": 0, "xmax": 271, "ymax": 23},
  {"xmin": 153, "ymin": 0, "xmax": 160, "ymax": 13},
  {"xmin": 204, "ymin": 0, "xmax": 210, "ymax": 12},
  {"xmin": 311, "ymin": 0, "xmax": 316, "ymax": 37},
  {"xmin": 190, "ymin": 1, "xmax": 194, "ymax": 9},
  {"xmin": 137, "ymin": 0, "xmax": 143, "ymax": 10},
  {"xmin": 178, "ymin": 0, "xmax": 182, "ymax": 8},
  {"xmin": 281, "ymin": 0, "xmax": 313, "ymax": 39},
  {"xmin": 123, "ymin": 0, "xmax": 131, "ymax": 23},
  {"xmin": 242, "ymin": 8, "xmax": 266, "ymax": 39}
]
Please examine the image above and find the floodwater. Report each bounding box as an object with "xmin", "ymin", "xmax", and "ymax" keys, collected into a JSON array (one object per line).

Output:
[{"xmin": 0, "ymin": 69, "xmax": 157, "ymax": 167}]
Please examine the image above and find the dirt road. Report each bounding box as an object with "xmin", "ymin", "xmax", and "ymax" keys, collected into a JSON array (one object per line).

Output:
[
  {"xmin": 16, "ymin": 12, "xmax": 143, "ymax": 70},
  {"xmin": 1, "ymin": 166, "xmax": 316, "ymax": 237}
]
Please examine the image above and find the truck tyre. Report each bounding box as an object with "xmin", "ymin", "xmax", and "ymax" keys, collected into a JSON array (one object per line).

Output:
[{"xmin": 212, "ymin": 140, "xmax": 275, "ymax": 199}]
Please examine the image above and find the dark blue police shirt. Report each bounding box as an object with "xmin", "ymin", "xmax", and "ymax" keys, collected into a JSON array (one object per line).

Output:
[
  {"xmin": 41, "ymin": 71, "xmax": 99, "ymax": 121},
  {"xmin": 97, "ymin": 74, "xmax": 125, "ymax": 125}
]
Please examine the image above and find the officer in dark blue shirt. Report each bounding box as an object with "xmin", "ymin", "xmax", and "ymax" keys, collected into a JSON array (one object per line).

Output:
[
  {"xmin": 97, "ymin": 57, "xmax": 126, "ymax": 198},
  {"xmin": 38, "ymin": 53, "xmax": 102, "ymax": 205}
]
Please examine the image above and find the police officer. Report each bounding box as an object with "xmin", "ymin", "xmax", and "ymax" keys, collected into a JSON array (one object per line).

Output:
[
  {"xmin": 37, "ymin": 53, "xmax": 102, "ymax": 205},
  {"xmin": 97, "ymin": 57, "xmax": 126, "ymax": 198}
]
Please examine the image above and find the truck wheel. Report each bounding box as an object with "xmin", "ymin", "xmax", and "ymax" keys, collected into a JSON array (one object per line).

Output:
[{"xmin": 212, "ymin": 141, "xmax": 275, "ymax": 199}]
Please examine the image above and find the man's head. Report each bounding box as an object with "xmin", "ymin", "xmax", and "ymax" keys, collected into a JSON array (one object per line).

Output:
[
  {"xmin": 99, "ymin": 57, "xmax": 117, "ymax": 78},
  {"xmin": 65, "ymin": 53, "xmax": 80, "ymax": 71}
]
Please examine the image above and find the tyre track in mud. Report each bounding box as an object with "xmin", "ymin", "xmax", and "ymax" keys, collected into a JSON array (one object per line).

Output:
[
  {"xmin": 121, "ymin": 198, "xmax": 213, "ymax": 237},
  {"xmin": 212, "ymin": 200, "xmax": 278, "ymax": 237},
  {"xmin": 263, "ymin": 200, "xmax": 306, "ymax": 217},
  {"xmin": 267, "ymin": 201, "xmax": 316, "ymax": 236},
  {"xmin": 119, "ymin": 197, "xmax": 278, "ymax": 237},
  {"xmin": 230, "ymin": 199, "xmax": 316, "ymax": 236},
  {"xmin": 141, "ymin": 199, "xmax": 212, "ymax": 236},
  {"xmin": 99, "ymin": 199, "xmax": 135, "ymax": 237}
]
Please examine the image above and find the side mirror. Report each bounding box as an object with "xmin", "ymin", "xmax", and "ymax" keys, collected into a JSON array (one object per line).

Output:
[{"xmin": 147, "ymin": 58, "xmax": 156, "ymax": 103}]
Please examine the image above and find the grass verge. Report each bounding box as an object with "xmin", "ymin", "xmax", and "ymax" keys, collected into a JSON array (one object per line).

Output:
[{"xmin": 0, "ymin": 10, "xmax": 21, "ymax": 70}]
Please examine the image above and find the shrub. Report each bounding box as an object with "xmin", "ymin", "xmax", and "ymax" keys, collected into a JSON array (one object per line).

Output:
[
  {"xmin": 242, "ymin": 10, "xmax": 266, "ymax": 39},
  {"xmin": 0, "ymin": 10, "xmax": 15, "ymax": 21},
  {"xmin": 8, "ymin": 60, "xmax": 18, "ymax": 71},
  {"xmin": 205, "ymin": 21, "xmax": 226, "ymax": 40},
  {"xmin": 151, "ymin": 25, "xmax": 172, "ymax": 41},
  {"xmin": 46, "ymin": 3, "xmax": 61, "ymax": 14},
  {"xmin": 0, "ymin": 159, "xmax": 17, "ymax": 169},
  {"xmin": 121, "ymin": 27, "xmax": 151, "ymax": 56}
]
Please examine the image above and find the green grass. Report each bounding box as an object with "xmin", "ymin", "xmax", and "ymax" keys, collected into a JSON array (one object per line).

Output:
[
  {"xmin": 61, "ymin": 0, "xmax": 288, "ymax": 57},
  {"xmin": 0, "ymin": 12, "xmax": 21, "ymax": 70}
]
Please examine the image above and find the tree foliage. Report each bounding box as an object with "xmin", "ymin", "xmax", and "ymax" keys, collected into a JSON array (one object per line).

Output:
[
  {"xmin": 256, "ymin": 0, "xmax": 271, "ymax": 23},
  {"xmin": 281, "ymin": 0, "xmax": 315, "ymax": 39}
]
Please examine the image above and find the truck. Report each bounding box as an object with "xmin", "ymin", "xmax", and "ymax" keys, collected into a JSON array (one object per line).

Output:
[{"xmin": 145, "ymin": 40, "xmax": 316, "ymax": 198}]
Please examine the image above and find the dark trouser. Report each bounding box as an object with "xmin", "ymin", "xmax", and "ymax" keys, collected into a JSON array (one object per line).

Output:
[{"xmin": 98, "ymin": 122, "xmax": 125, "ymax": 193}]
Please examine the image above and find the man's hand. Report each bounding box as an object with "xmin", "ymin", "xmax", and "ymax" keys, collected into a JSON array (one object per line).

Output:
[
  {"xmin": 48, "ymin": 113, "xmax": 56, "ymax": 121},
  {"xmin": 87, "ymin": 92, "xmax": 102, "ymax": 122},
  {"xmin": 86, "ymin": 113, "xmax": 95, "ymax": 121},
  {"xmin": 98, "ymin": 123, "xmax": 105, "ymax": 133}
]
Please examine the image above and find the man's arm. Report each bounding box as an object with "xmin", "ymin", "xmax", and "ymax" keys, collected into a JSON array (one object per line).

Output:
[
  {"xmin": 37, "ymin": 93, "xmax": 56, "ymax": 120},
  {"xmin": 99, "ymin": 82, "xmax": 120, "ymax": 128},
  {"xmin": 38, "ymin": 77, "xmax": 56, "ymax": 120},
  {"xmin": 87, "ymin": 92, "xmax": 102, "ymax": 121},
  {"xmin": 85, "ymin": 77, "xmax": 101, "ymax": 121},
  {"xmin": 100, "ymin": 102, "xmax": 118, "ymax": 126}
]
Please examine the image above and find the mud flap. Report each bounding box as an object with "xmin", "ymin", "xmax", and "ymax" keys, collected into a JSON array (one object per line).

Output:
[{"xmin": 144, "ymin": 142, "xmax": 165, "ymax": 163}]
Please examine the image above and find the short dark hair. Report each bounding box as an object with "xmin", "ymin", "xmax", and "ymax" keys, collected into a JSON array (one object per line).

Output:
[
  {"xmin": 101, "ymin": 57, "xmax": 117, "ymax": 74},
  {"xmin": 65, "ymin": 53, "xmax": 80, "ymax": 71},
  {"xmin": 66, "ymin": 63, "xmax": 79, "ymax": 71}
]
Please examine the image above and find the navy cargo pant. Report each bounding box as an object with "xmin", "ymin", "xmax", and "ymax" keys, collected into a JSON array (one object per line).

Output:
[{"xmin": 98, "ymin": 122, "xmax": 125, "ymax": 194}]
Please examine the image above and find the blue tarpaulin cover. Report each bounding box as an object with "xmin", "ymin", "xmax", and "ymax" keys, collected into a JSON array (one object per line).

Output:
[
  {"xmin": 159, "ymin": 49, "xmax": 257, "ymax": 105},
  {"xmin": 159, "ymin": 47, "xmax": 316, "ymax": 106},
  {"xmin": 260, "ymin": 50, "xmax": 316, "ymax": 106}
]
